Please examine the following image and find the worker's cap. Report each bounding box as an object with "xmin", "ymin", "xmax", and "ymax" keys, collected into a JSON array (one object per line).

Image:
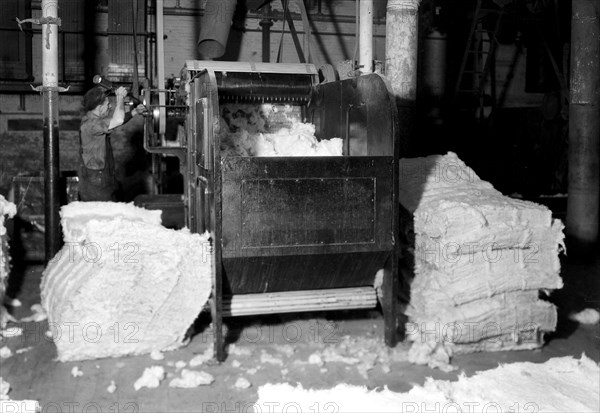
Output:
[{"xmin": 82, "ymin": 86, "xmax": 109, "ymax": 111}]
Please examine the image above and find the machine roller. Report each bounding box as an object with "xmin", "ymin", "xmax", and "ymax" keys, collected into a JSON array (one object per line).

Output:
[{"xmin": 143, "ymin": 61, "xmax": 401, "ymax": 360}]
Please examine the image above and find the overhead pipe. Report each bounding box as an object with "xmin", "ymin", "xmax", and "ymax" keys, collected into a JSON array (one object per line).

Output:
[
  {"xmin": 385, "ymin": 0, "xmax": 422, "ymax": 155},
  {"xmin": 566, "ymin": 0, "xmax": 600, "ymax": 258},
  {"xmin": 41, "ymin": 0, "xmax": 62, "ymax": 262},
  {"xmin": 359, "ymin": 0, "xmax": 374, "ymax": 73},
  {"xmin": 198, "ymin": 0, "xmax": 238, "ymax": 59}
]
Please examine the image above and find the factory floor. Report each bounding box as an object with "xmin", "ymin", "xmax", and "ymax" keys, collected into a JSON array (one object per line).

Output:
[{"xmin": 1, "ymin": 256, "xmax": 598, "ymax": 413}]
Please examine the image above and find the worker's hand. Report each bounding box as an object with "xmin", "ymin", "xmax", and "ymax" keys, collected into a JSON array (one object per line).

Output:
[
  {"xmin": 115, "ymin": 86, "xmax": 128, "ymax": 98},
  {"xmin": 132, "ymin": 104, "xmax": 147, "ymax": 116}
]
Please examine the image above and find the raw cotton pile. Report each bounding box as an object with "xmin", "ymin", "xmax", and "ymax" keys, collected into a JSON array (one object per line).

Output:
[
  {"xmin": 41, "ymin": 202, "xmax": 213, "ymax": 361},
  {"xmin": 220, "ymin": 103, "xmax": 343, "ymax": 157},
  {"xmin": 254, "ymin": 354, "xmax": 599, "ymax": 413},
  {"xmin": 398, "ymin": 153, "xmax": 564, "ymax": 364},
  {"xmin": 0, "ymin": 195, "xmax": 17, "ymax": 329}
]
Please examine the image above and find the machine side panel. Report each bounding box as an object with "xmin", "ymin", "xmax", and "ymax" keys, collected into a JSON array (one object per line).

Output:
[
  {"xmin": 221, "ymin": 156, "xmax": 394, "ymax": 257},
  {"xmin": 241, "ymin": 177, "xmax": 375, "ymax": 247},
  {"xmin": 221, "ymin": 252, "xmax": 390, "ymax": 295},
  {"xmin": 308, "ymin": 74, "xmax": 396, "ymax": 156}
]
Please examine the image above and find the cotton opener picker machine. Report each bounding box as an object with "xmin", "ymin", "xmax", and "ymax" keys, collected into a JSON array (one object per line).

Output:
[{"xmin": 142, "ymin": 61, "xmax": 401, "ymax": 361}]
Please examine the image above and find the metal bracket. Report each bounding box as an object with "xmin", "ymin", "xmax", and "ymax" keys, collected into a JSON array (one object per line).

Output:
[
  {"xmin": 30, "ymin": 84, "xmax": 71, "ymax": 93},
  {"xmin": 16, "ymin": 16, "xmax": 62, "ymax": 49}
]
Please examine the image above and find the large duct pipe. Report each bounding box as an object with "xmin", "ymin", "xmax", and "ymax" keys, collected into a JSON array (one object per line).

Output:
[
  {"xmin": 359, "ymin": 0, "xmax": 374, "ymax": 73},
  {"xmin": 421, "ymin": 29, "xmax": 447, "ymax": 123},
  {"xmin": 566, "ymin": 0, "xmax": 600, "ymax": 258},
  {"xmin": 198, "ymin": 0, "xmax": 238, "ymax": 59},
  {"xmin": 42, "ymin": 0, "xmax": 61, "ymax": 262},
  {"xmin": 385, "ymin": 0, "xmax": 422, "ymax": 155}
]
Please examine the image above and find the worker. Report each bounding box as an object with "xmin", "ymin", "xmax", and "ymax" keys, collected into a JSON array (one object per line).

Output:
[{"xmin": 78, "ymin": 85, "xmax": 145, "ymax": 201}]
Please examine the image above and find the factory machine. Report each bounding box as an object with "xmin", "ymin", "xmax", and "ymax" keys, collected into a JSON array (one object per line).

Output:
[{"xmin": 143, "ymin": 61, "xmax": 400, "ymax": 360}]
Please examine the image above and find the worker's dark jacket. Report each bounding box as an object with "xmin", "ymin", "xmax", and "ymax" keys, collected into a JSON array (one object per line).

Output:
[{"xmin": 78, "ymin": 113, "xmax": 117, "ymax": 201}]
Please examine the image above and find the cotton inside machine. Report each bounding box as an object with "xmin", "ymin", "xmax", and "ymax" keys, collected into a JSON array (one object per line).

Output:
[{"xmin": 144, "ymin": 61, "xmax": 400, "ymax": 360}]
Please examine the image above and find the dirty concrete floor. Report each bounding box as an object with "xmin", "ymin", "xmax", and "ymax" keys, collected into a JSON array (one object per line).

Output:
[{"xmin": 1, "ymin": 256, "xmax": 598, "ymax": 413}]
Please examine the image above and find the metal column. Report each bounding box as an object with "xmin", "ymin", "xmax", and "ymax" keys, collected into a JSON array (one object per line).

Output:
[
  {"xmin": 385, "ymin": 0, "xmax": 422, "ymax": 155},
  {"xmin": 41, "ymin": 0, "xmax": 62, "ymax": 262},
  {"xmin": 260, "ymin": 4, "xmax": 273, "ymax": 63},
  {"xmin": 359, "ymin": 0, "xmax": 374, "ymax": 74},
  {"xmin": 567, "ymin": 0, "xmax": 600, "ymax": 258}
]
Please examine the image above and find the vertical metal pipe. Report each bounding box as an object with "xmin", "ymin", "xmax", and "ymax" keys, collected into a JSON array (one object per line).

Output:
[
  {"xmin": 42, "ymin": 0, "xmax": 61, "ymax": 262},
  {"xmin": 422, "ymin": 29, "xmax": 447, "ymax": 123},
  {"xmin": 260, "ymin": 4, "xmax": 273, "ymax": 63},
  {"xmin": 157, "ymin": 0, "xmax": 166, "ymax": 135},
  {"xmin": 359, "ymin": 0, "xmax": 373, "ymax": 73},
  {"xmin": 422, "ymin": 30, "xmax": 446, "ymax": 101},
  {"xmin": 386, "ymin": 0, "xmax": 421, "ymax": 155},
  {"xmin": 567, "ymin": 0, "xmax": 600, "ymax": 257}
]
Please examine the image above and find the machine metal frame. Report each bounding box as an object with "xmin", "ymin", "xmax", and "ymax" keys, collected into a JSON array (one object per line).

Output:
[{"xmin": 144, "ymin": 61, "xmax": 401, "ymax": 360}]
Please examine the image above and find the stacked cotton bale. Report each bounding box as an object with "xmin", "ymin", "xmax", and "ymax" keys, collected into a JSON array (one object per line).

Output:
[
  {"xmin": 398, "ymin": 153, "xmax": 564, "ymax": 365},
  {"xmin": 0, "ymin": 195, "xmax": 17, "ymax": 329},
  {"xmin": 41, "ymin": 202, "xmax": 213, "ymax": 361}
]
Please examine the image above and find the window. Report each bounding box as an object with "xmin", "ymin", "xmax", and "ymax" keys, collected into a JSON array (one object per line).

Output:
[{"xmin": 59, "ymin": 0, "xmax": 86, "ymax": 82}]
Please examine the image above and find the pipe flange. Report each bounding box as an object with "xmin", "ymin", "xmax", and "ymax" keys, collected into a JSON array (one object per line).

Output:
[{"xmin": 30, "ymin": 85, "xmax": 71, "ymax": 93}]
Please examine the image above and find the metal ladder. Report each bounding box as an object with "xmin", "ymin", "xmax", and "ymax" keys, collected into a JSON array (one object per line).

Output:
[{"xmin": 454, "ymin": 0, "xmax": 505, "ymax": 120}]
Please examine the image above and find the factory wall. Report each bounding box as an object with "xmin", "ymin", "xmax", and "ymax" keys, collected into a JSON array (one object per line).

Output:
[
  {"xmin": 0, "ymin": 0, "xmax": 547, "ymax": 199},
  {"xmin": 0, "ymin": 93, "xmax": 146, "ymax": 200},
  {"xmin": 0, "ymin": 0, "xmax": 387, "ymax": 198}
]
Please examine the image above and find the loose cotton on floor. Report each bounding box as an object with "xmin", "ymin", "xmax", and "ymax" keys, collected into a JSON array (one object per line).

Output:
[{"xmin": 255, "ymin": 355, "xmax": 599, "ymax": 413}]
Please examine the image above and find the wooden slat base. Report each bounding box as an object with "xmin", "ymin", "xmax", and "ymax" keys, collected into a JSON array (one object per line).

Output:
[{"xmin": 222, "ymin": 287, "xmax": 378, "ymax": 317}]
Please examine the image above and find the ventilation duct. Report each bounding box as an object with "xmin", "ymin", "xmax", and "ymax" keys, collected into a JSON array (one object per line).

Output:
[{"xmin": 198, "ymin": 0, "xmax": 238, "ymax": 59}]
